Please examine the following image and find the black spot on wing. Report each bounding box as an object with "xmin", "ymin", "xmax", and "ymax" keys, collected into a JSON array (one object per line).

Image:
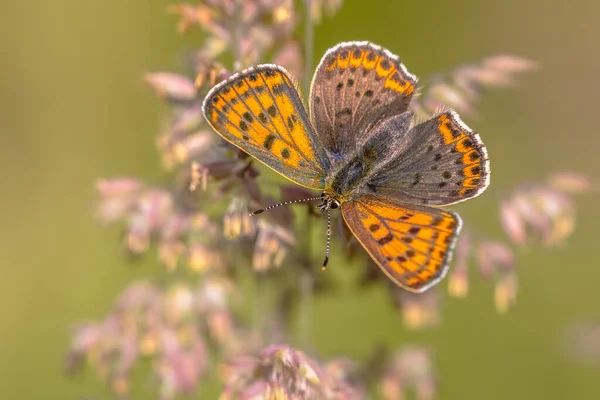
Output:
[
  {"xmin": 264, "ymin": 134, "xmax": 275, "ymax": 150},
  {"xmin": 378, "ymin": 233, "xmax": 394, "ymax": 245}
]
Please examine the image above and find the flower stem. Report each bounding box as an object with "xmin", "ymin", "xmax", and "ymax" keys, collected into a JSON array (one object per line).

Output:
[
  {"xmin": 255, "ymin": 272, "xmax": 267, "ymax": 343},
  {"xmin": 303, "ymin": 0, "xmax": 314, "ymax": 98},
  {"xmin": 298, "ymin": 0, "xmax": 315, "ymax": 350},
  {"xmin": 232, "ymin": 0, "xmax": 243, "ymax": 71}
]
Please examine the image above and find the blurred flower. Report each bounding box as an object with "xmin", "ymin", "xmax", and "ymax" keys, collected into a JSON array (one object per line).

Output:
[
  {"xmin": 197, "ymin": 276, "xmax": 239, "ymax": 345},
  {"xmin": 124, "ymin": 189, "xmax": 174, "ymax": 254},
  {"xmin": 67, "ymin": 280, "xmax": 245, "ymax": 399},
  {"xmin": 321, "ymin": 358, "xmax": 366, "ymax": 399},
  {"xmin": 564, "ymin": 320, "xmax": 600, "ymax": 366},
  {"xmin": 158, "ymin": 127, "xmax": 214, "ymax": 171},
  {"xmin": 168, "ymin": 0, "xmax": 315, "ymax": 70},
  {"xmin": 450, "ymin": 174, "xmax": 589, "ymax": 312},
  {"xmin": 547, "ymin": 171, "xmax": 593, "ymax": 194},
  {"xmin": 159, "ymin": 240, "xmax": 187, "ymax": 270},
  {"xmin": 475, "ymin": 241, "xmax": 515, "ymax": 280},
  {"xmin": 95, "ymin": 178, "xmax": 144, "ymax": 222},
  {"xmin": 196, "ymin": 276, "xmax": 236, "ymax": 313},
  {"xmin": 392, "ymin": 288, "xmax": 441, "ymax": 330},
  {"xmin": 253, "ymin": 219, "xmax": 296, "ymax": 271},
  {"xmin": 500, "ymin": 184, "xmax": 576, "ymax": 247},
  {"xmin": 189, "ymin": 161, "xmax": 208, "ymax": 191},
  {"xmin": 475, "ymin": 241, "xmax": 517, "ymax": 313},
  {"xmin": 168, "ymin": 3, "xmax": 203, "ymax": 34},
  {"xmin": 273, "ymin": 40, "xmax": 304, "ymax": 78},
  {"xmin": 412, "ymin": 54, "xmax": 536, "ymax": 118},
  {"xmin": 494, "ymin": 272, "xmax": 518, "ymax": 315},
  {"xmin": 220, "ymin": 345, "xmax": 360, "ymax": 399},
  {"xmin": 145, "ymin": 72, "xmax": 198, "ymax": 102},
  {"xmin": 156, "ymin": 327, "xmax": 207, "ymax": 399},
  {"xmin": 447, "ymin": 233, "xmax": 471, "ymax": 298},
  {"xmin": 379, "ymin": 347, "xmax": 436, "ymax": 400},
  {"xmin": 224, "ymin": 197, "xmax": 256, "ymax": 239},
  {"xmin": 194, "ymin": 60, "xmax": 230, "ymax": 90},
  {"xmin": 173, "ymin": 131, "xmax": 213, "ymax": 164},
  {"xmin": 187, "ymin": 243, "xmax": 225, "ymax": 272},
  {"xmin": 94, "ymin": 175, "xmax": 233, "ymax": 272}
]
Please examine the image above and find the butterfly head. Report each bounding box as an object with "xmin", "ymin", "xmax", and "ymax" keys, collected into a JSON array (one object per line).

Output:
[{"xmin": 317, "ymin": 192, "xmax": 341, "ymax": 212}]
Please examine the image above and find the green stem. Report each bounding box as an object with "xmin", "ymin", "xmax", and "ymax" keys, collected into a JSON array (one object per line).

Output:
[
  {"xmin": 232, "ymin": 0, "xmax": 243, "ymax": 71},
  {"xmin": 303, "ymin": 0, "xmax": 314, "ymax": 99},
  {"xmin": 299, "ymin": 262, "xmax": 313, "ymax": 349},
  {"xmin": 298, "ymin": 0, "xmax": 315, "ymax": 350},
  {"xmin": 255, "ymin": 271, "xmax": 266, "ymax": 343}
]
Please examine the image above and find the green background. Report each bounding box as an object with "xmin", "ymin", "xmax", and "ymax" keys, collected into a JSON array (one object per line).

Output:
[{"xmin": 1, "ymin": 0, "xmax": 599, "ymax": 398}]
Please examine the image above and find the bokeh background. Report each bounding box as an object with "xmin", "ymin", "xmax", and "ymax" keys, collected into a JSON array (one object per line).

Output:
[{"xmin": 1, "ymin": 0, "xmax": 599, "ymax": 398}]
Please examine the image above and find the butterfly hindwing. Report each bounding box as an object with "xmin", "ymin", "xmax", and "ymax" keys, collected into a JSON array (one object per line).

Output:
[
  {"xmin": 203, "ymin": 65, "xmax": 330, "ymax": 189},
  {"xmin": 309, "ymin": 41, "xmax": 417, "ymax": 160},
  {"xmin": 342, "ymin": 195, "xmax": 462, "ymax": 293},
  {"xmin": 367, "ymin": 110, "xmax": 490, "ymax": 206}
]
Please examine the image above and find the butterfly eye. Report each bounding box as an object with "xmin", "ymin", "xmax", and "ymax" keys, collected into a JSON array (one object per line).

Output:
[{"xmin": 330, "ymin": 200, "xmax": 341, "ymax": 209}]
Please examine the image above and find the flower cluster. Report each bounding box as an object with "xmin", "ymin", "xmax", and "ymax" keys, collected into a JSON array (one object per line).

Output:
[
  {"xmin": 379, "ymin": 347, "xmax": 436, "ymax": 400},
  {"xmin": 392, "ymin": 288, "xmax": 441, "ymax": 330},
  {"xmin": 411, "ymin": 55, "xmax": 538, "ymax": 119},
  {"xmin": 96, "ymin": 178, "xmax": 225, "ymax": 272},
  {"xmin": 169, "ymin": 1, "xmax": 299, "ymax": 72},
  {"xmin": 444, "ymin": 172, "xmax": 593, "ymax": 314},
  {"xmin": 219, "ymin": 345, "xmax": 364, "ymax": 399},
  {"xmin": 501, "ymin": 172, "xmax": 592, "ymax": 248},
  {"xmin": 66, "ymin": 281, "xmax": 234, "ymax": 398}
]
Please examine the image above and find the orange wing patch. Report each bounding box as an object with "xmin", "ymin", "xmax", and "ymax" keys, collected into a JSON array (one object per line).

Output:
[
  {"xmin": 437, "ymin": 111, "xmax": 489, "ymax": 197},
  {"xmin": 322, "ymin": 44, "xmax": 415, "ymax": 97},
  {"xmin": 203, "ymin": 65, "xmax": 328, "ymax": 189},
  {"xmin": 342, "ymin": 196, "xmax": 462, "ymax": 292}
]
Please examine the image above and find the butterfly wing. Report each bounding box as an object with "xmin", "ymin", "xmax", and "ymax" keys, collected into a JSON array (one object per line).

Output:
[
  {"xmin": 342, "ymin": 195, "xmax": 462, "ymax": 292},
  {"xmin": 367, "ymin": 110, "xmax": 490, "ymax": 206},
  {"xmin": 203, "ymin": 65, "xmax": 330, "ymax": 189},
  {"xmin": 309, "ymin": 41, "xmax": 417, "ymax": 160}
]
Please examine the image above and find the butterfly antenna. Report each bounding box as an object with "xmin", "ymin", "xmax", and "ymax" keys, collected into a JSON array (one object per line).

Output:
[
  {"xmin": 249, "ymin": 196, "xmax": 323, "ymax": 216},
  {"xmin": 322, "ymin": 206, "xmax": 332, "ymax": 271}
]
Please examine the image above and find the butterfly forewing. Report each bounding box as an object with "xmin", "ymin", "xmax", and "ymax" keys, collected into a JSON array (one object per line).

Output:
[
  {"xmin": 309, "ymin": 41, "xmax": 417, "ymax": 159},
  {"xmin": 342, "ymin": 196, "xmax": 462, "ymax": 293},
  {"xmin": 203, "ymin": 65, "xmax": 329, "ymax": 189},
  {"xmin": 367, "ymin": 110, "xmax": 490, "ymax": 206}
]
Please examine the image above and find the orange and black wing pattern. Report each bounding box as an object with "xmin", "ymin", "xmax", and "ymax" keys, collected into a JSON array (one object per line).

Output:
[
  {"xmin": 309, "ymin": 41, "xmax": 417, "ymax": 158},
  {"xmin": 203, "ymin": 65, "xmax": 330, "ymax": 189},
  {"xmin": 368, "ymin": 110, "xmax": 490, "ymax": 206},
  {"xmin": 342, "ymin": 195, "xmax": 462, "ymax": 292}
]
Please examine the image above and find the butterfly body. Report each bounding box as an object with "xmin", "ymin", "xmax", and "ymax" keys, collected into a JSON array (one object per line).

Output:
[
  {"xmin": 203, "ymin": 41, "xmax": 490, "ymax": 292},
  {"xmin": 323, "ymin": 111, "xmax": 413, "ymax": 204}
]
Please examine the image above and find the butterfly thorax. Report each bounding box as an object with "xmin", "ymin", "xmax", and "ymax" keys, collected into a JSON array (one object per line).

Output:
[
  {"xmin": 324, "ymin": 153, "xmax": 377, "ymax": 204},
  {"xmin": 321, "ymin": 111, "xmax": 416, "ymax": 204}
]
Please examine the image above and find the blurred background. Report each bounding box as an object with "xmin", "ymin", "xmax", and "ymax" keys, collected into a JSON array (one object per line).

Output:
[{"xmin": 1, "ymin": 0, "xmax": 599, "ymax": 398}]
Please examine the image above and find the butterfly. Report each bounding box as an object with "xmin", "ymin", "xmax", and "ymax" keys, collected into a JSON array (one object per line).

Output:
[{"xmin": 202, "ymin": 41, "xmax": 490, "ymax": 292}]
